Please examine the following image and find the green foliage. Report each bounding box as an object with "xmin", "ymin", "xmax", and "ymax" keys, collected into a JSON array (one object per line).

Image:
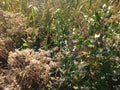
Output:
[{"xmin": 0, "ymin": 0, "xmax": 120, "ymax": 90}]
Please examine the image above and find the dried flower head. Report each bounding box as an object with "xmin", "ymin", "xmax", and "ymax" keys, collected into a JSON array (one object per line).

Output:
[{"xmin": 6, "ymin": 48, "xmax": 62, "ymax": 89}]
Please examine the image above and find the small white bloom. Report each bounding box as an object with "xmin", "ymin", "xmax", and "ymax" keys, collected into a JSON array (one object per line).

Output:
[
  {"xmin": 89, "ymin": 18, "xmax": 94, "ymax": 22},
  {"xmin": 60, "ymin": 35, "xmax": 63, "ymax": 38},
  {"xmin": 73, "ymin": 46, "xmax": 76, "ymax": 51},
  {"xmin": 68, "ymin": 19, "xmax": 70, "ymax": 21},
  {"xmin": 72, "ymin": 31, "xmax": 75, "ymax": 34},
  {"xmin": 107, "ymin": 10, "xmax": 110, "ymax": 14},
  {"xmin": 102, "ymin": 4, "xmax": 107, "ymax": 8},
  {"xmin": 94, "ymin": 34, "xmax": 100, "ymax": 38},
  {"xmin": 101, "ymin": 76, "xmax": 105, "ymax": 79},
  {"xmin": 55, "ymin": 8, "xmax": 61, "ymax": 13},
  {"xmin": 108, "ymin": 6, "xmax": 112, "ymax": 10},
  {"xmin": 28, "ymin": 4, "xmax": 32, "ymax": 8},
  {"xmin": 65, "ymin": 40, "xmax": 67, "ymax": 44},
  {"xmin": 73, "ymin": 28, "xmax": 76, "ymax": 31},
  {"xmin": 84, "ymin": 15, "xmax": 88, "ymax": 18},
  {"xmin": 33, "ymin": 6, "xmax": 38, "ymax": 12}
]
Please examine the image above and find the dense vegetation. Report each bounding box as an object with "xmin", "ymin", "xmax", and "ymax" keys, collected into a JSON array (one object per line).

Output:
[{"xmin": 0, "ymin": 0, "xmax": 120, "ymax": 90}]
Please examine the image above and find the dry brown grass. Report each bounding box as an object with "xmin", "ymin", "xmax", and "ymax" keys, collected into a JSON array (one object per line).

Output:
[{"xmin": 0, "ymin": 48, "xmax": 64, "ymax": 90}]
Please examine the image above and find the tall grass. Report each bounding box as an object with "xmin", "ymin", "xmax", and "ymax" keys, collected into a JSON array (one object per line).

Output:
[{"xmin": 0, "ymin": 0, "xmax": 120, "ymax": 89}]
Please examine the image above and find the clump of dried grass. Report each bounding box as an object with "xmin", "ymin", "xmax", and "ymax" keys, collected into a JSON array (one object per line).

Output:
[
  {"xmin": 0, "ymin": 8, "xmax": 38, "ymax": 66},
  {"xmin": 0, "ymin": 8, "xmax": 64, "ymax": 89},
  {"xmin": 0, "ymin": 38, "xmax": 14, "ymax": 69},
  {"xmin": 0, "ymin": 7, "xmax": 38, "ymax": 45},
  {"xmin": 0, "ymin": 8, "xmax": 26, "ymax": 66},
  {"xmin": 0, "ymin": 48, "xmax": 64, "ymax": 90},
  {"xmin": 0, "ymin": 8, "xmax": 26, "ymax": 38}
]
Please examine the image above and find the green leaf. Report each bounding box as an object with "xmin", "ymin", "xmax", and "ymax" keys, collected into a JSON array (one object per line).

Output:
[
  {"xmin": 23, "ymin": 43, "xmax": 29, "ymax": 47},
  {"xmin": 95, "ymin": 11, "xmax": 101, "ymax": 22}
]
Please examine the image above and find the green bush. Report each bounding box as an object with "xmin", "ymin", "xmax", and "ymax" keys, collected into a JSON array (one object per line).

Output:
[{"xmin": 0, "ymin": 0, "xmax": 120, "ymax": 90}]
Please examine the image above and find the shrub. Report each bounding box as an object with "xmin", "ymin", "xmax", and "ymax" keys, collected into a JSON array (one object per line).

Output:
[
  {"xmin": 59, "ymin": 1, "xmax": 120, "ymax": 89},
  {"xmin": 0, "ymin": 0, "xmax": 120, "ymax": 90},
  {"xmin": 0, "ymin": 48, "xmax": 64, "ymax": 90}
]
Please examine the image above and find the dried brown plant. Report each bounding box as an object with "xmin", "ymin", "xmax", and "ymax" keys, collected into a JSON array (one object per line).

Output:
[
  {"xmin": 0, "ymin": 8, "xmax": 38, "ymax": 68},
  {"xmin": 0, "ymin": 48, "xmax": 64, "ymax": 90}
]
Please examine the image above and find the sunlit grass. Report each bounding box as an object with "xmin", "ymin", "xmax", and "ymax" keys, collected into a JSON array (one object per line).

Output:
[{"xmin": 0, "ymin": 0, "xmax": 120, "ymax": 89}]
